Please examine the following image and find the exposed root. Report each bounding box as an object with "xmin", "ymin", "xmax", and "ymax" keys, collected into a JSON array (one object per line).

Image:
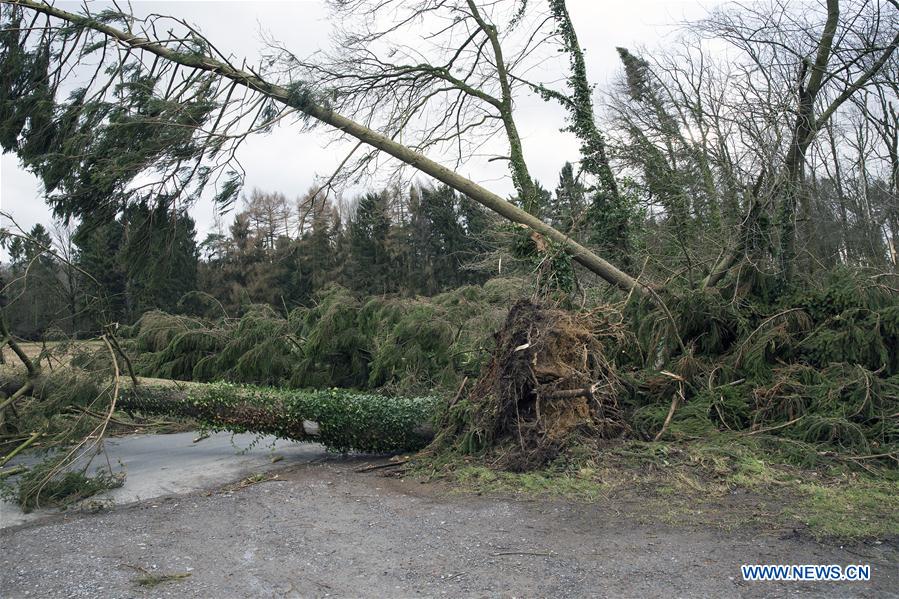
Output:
[{"xmin": 435, "ymin": 300, "xmax": 630, "ymax": 470}]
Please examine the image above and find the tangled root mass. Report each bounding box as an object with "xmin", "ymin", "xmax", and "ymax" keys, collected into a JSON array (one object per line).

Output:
[{"xmin": 439, "ymin": 300, "xmax": 629, "ymax": 470}]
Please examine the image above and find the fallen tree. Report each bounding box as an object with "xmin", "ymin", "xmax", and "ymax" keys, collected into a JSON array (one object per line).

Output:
[
  {"xmin": 120, "ymin": 383, "xmax": 438, "ymax": 453},
  {"xmin": 0, "ymin": 367, "xmax": 437, "ymax": 453},
  {"xmin": 3, "ymin": 270, "xmax": 898, "ymax": 476}
]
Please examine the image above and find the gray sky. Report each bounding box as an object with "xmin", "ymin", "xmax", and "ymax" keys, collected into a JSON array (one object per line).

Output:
[{"xmin": 0, "ymin": 0, "xmax": 714, "ymax": 250}]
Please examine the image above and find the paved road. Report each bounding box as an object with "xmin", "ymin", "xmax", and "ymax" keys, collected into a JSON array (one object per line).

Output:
[
  {"xmin": 0, "ymin": 431, "xmax": 327, "ymax": 528},
  {"xmin": 2, "ymin": 458, "xmax": 897, "ymax": 598}
]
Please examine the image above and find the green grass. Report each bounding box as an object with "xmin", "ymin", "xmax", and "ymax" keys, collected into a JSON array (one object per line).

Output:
[
  {"xmin": 417, "ymin": 433, "xmax": 899, "ymax": 541},
  {"xmin": 793, "ymin": 481, "xmax": 899, "ymax": 540},
  {"xmin": 453, "ymin": 464, "xmax": 609, "ymax": 500}
]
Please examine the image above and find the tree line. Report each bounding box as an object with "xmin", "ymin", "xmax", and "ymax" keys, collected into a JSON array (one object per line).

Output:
[
  {"xmin": 2, "ymin": 182, "xmax": 502, "ymax": 337},
  {"xmin": 1, "ymin": 0, "xmax": 897, "ymax": 339}
]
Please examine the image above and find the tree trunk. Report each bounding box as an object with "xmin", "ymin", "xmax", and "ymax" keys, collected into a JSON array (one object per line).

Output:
[
  {"xmin": 0, "ymin": 368, "xmax": 436, "ymax": 451},
  {"xmin": 9, "ymin": 0, "xmax": 647, "ymax": 296}
]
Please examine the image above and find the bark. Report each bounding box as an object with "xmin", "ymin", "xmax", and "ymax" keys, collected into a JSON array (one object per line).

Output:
[
  {"xmin": 778, "ymin": 0, "xmax": 840, "ymax": 281},
  {"xmin": 0, "ymin": 369, "xmax": 435, "ymax": 446},
  {"xmin": 778, "ymin": 0, "xmax": 899, "ymax": 280},
  {"xmin": 701, "ymin": 171, "xmax": 766, "ymax": 288},
  {"xmin": 0, "ymin": 319, "xmax": 39, "ymax": 426},
  {"xmin": 8, "ymin": 0, "xmax": 647, "ymax": 295},
  {"xmin": 465, "ymin": 0, "xmax": 538, "ymax": 211},
  {"xmin": 548, "ymin": 0, "xmax": 631, "ymax": 266}
]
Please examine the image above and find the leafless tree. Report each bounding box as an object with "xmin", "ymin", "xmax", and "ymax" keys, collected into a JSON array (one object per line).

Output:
[
  {"xmin": 1, "ymin": 0, "xmax": 645, "ymax": 293},
  {"xmin": 604, "ymin": 0, "xmax": 899, "ymax": 285}
]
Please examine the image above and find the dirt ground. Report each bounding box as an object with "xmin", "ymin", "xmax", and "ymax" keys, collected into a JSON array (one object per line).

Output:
[{"xmin": 2, "ymin": 458, "xmax": 896, "ymax": 598}]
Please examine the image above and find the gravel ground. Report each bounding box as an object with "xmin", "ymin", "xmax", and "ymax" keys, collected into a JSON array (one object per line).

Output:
[{"xmin": 1, "ymin": 459, "xmax": 897, "ymax": 598}]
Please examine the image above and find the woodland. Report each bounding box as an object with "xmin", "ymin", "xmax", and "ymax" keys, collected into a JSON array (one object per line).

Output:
[{"xmin": 0, "ymin": 0, "xmax": 897, "ymax": 522}]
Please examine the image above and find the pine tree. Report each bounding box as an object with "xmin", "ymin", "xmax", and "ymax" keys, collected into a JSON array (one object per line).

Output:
[
  {"xmin": 3, "ymin": 224, "xmax": 66, "ymax": 338},
  {"xmin": 551, "ymin": 162, "xmax": 587, "ymax": 234},
  {"xmin": 119, "ymin": 202, "xmax": 199, "ymax": 317},
  {"xmin": 75, "ymin": 218, "xmax": 128, "ymax": 327},
  {"xmin": 347, "ymin": 192, "xmax": 393, "ymax": 295}
]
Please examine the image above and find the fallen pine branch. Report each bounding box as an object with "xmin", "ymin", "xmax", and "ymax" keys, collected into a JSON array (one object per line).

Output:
[
  {"xmin": 0, "ymin": 431, "xmax": 42, "ymax": 467},
  {"xmin": 0, "ymin": 464, "xmax": 27, "ymax": 479}
]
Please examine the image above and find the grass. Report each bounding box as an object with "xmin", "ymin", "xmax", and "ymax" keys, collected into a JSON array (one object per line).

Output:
[
  {"xmin": 794, "ymin": 481, "xmax": 899, "ymax": 540},
  {"xmin": 453, "ymin": 464, "xmax": 610, "ymax": 501},
  {"xmin": 0, "ymin": 340, "xmax": 104, "ymax": 367},
  {"xmin": 415, "ymin": 433, "xmax": 899, "ymax": 542}
]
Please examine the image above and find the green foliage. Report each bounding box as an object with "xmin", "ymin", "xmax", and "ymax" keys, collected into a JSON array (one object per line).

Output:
[
  {"xmin": 127, "ymin": 278, "xmax": 523, "ymax": 394},
  {"xmin": 127, "ymin": 311, "xmax": 207, "ymax": 353},
  {"xmin": 289, "ymin": 285, "xmax": 371, "ymax": 388},
  {"xmin": 0, "ymin": 6, "xmax": 226, "ymax": 221},
  {"xmin": 3, "ymin": 460, "xmax": 124, "ymax": 513},
  {"xmin": 621, "ymin": 272, "xmax": 899, "ymax": 463},
  {"xmin": 1, "ymin": 224, "xmax": 71, "ymax": 339},
  {"xmin": 121, "ymin": 383, "xmax": 438, "ymax": 454}
]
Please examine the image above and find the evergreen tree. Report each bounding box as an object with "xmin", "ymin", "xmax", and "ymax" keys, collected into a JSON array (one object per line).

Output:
[
  {"xmin": 346, "ymin": 192, "xmax": 393, "ymax": 295},
  {"xmin": 551, "ymin": 162, "xmax": 587, "ymax": 234},
  {"xmin": 3, "ymin": 224, "xmax": 66, "ymax": 338},
  {"xmin": 119, "ymin": 202, "xmax": 199, "ymax": 316},
  {"xmin": 74, "ymin": 218, "xmax": 128, "ymax": 327}
]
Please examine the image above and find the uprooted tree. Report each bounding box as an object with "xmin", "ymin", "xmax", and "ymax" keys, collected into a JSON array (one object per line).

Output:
[
  {"xmin": 0, "ymin": 0, "xmax": 644, "ymax": 293},
  {"xmin": 2, "ymin": 0, "xmax": 896, "ymax": 291},
  {"xmin": 1, "ymin": 0, "xmax": 898, "ymax": 484}
]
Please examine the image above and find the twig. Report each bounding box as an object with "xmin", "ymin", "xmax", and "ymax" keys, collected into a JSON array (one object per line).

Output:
[
  {"xmin": 120, "ymin": 564, "xmax": 192, "ymax": 587},
  {"xmin": 33, "ymin": 334, "xmax": 124, "ymax": 505},
  {"xmin": 232, "ymin": 472, "xmax": 279, "ymax": 489},
  {"xmin": 0, "ymin": 379, "xmax": 33, "ymax": 416},
  {"xmin": 493, "ymin": 551, "xmax": 554, "ymax": 557},
  {"xmin": 0, "ymin": 431, "xmax": 42, "ymax": 467},
  {"xmin": 68, "ymin": 406, "xmax": 178, "ymax": 429},
  {"xmin": 545, "ymin": 383, "xmax": 600, "ymax": 400},
  {"xmin": 355, "ymin": 458, "xmax": 409, "ymax": 473},
  {"xmin": 743, "ymin": 416, "xmax": 804, "ymax": 436},
  {"xmin": 95, "ymin": 335, "xmax": 122, "ymax": 442},
  {"xmin": 449, "ymin": 376, "xmax": 469, "ymax": 407},
  {"xmin": 0, "ymin": 320, "xmax": 39, "ymax": 378},
  {"xmin": 0, "ymin": 464, "xmax": 27, "ymax": 479},
  {"xmin": 654, "ymin": 382, "xmax": 683, "ymax": 442},
  {"xmin": 843, "ymin": 451, "xmax": 899, "ymax": 461},
  {"xmin": 733, "ymin": 308, "xmax": 806, "ymax": 363},
  {"xmin": 0, "ymin": 319, "xmax": 40, "ymax": 422},
  {"xmin": 104, "ymin": 326, "xmax": 139, "ymax": 387}
]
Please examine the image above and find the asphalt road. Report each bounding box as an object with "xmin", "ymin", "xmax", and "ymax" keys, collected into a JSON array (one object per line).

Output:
[
  {"xmin": 0, "ymin": 431, "xmax": 327, "ymax": 528},
  {"xmin": 2, "ymin": 457, "xmax": 897, "ymax": 598}
]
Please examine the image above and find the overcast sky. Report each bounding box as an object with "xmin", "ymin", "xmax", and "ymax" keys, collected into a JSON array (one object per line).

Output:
[{"xmin": 0, "ymin": 0, "xmax": 717, "ymax": 253}]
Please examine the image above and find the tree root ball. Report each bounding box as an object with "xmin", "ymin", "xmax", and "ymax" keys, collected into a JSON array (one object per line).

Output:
[{"xmin": 437, "ymin": 300, "xmax": 629, "ymax": 470}]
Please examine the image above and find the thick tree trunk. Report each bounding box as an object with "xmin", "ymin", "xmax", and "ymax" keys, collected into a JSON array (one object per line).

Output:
[{"xmin": 0, "ymin": 368, "xmax": 436, "ymax": 451}]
